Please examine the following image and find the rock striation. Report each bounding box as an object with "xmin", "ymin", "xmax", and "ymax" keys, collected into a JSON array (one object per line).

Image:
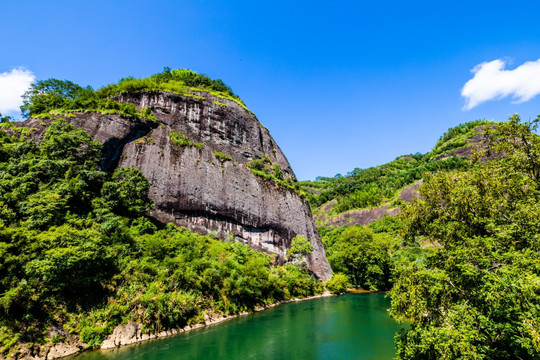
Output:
[{"xmin": 21, "ymin": 90, "xmax": 332, "ymax": 280}]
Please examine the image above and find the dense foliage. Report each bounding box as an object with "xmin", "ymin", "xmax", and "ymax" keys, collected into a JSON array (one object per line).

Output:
[
  {"xmin": 0, "ymin": 119, "xmax": 321, "ymax": 356},
  {"xmin": 320, "ymin": 216, "xmax": 401, "ymax": 291},
  {"xmin": 20, "ymin": 79, "xmax": 157, "ymax": 121},
  {"xmin": 324, "ymin": 273, "xmax": 349, "ymax": 295},
  {"xmin": 390, "ymin": 115, "xmax": 540, "ymax": 359}
]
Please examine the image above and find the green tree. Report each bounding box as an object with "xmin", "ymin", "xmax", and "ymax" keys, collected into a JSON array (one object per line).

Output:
[
  {"xmin": 20, "ymin": 190, "xmax": 67, "ymax": 229},
  {"xmin": 325, "ymin": 273, "xmax": 349, "ymax": 294},
  {"xmin": 40, "ymin": 118, "xmax": 102, "ymax": 163},
  {"xmin": 20, "ymin": 79, "xmax": 96, "ymax": 117},
  {"xmin": 325, "ymin": 226, "xmax": 396, "ymax": 291},
  {"xmin": 101, "ymin": 168, "xmax": 153, "ymax": 217},
  {"xmin": 287, "ymin": 235, "xmax": 313, "ymax": 260},
  {"xmin": 0, "ymin": 113, "xmax": 12, "ymax": 123}
]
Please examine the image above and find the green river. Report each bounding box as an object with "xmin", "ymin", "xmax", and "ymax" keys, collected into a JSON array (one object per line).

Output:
[{"xmin": 74, "ymin": 294, "xmax": 404, "ymax": 360}]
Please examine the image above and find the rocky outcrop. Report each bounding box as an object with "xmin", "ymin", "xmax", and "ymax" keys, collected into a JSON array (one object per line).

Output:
[
  {"xmin": 313, "ymin": 180, "xmax": 424, "ymax": 228},
  {"xmin": 20, "ymin": 90, "xmax": 332, "ymax": 279},
  {"xmin": 313, "ymin": 180, "xmax": 425, "ymax": 228},
  {"xmin": 6, "ymin": 341, "xmax": 86, "ymax": 360},
  {"xmin": 398, "ymin": 180, "xmax": 422, "ymax": 203},
  {"xmin": 432, "ymin": 125, "xmax": 500, "ymax": 162},
  {"xmin": 100, "ymin": 322, "xmax": 206, "ymax": 350},
  {"xmin": 314, "ymin": 201, "xmax": 400, "ymax": 228}
]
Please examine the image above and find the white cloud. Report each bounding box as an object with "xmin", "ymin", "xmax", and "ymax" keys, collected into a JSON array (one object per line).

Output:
[
  {"xmin": 0, "ymin": 67, "xmax": 35, "ymax": 114},
  {"xmin": 462, "ymin": 58, "xmax": 540, "ymax": 110}
]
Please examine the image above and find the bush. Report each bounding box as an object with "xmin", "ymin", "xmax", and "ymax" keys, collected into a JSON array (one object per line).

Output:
[
  {"xmin": 323, "ymin": 225, "xmax": 397, "ymax": 291},
  {"xmin": 287, "ymin": 235, "xmax": 313, "ymax": 260},
  {"xmin": 325, "ymin": 273, "xmax": 349, "ymax": 294}
]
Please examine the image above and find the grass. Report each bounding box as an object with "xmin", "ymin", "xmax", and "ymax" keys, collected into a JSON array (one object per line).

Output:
[
  {"xmin": 33, "ymin": 105, "xmax": 158, "ymax": 123},
  {"xmin": 213, "ymin": 151, "xmax": 232, "ymax": 162}
]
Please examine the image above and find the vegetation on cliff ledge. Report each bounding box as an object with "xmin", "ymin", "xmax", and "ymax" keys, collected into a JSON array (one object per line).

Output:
[
  {"xmin": 0, "ymin": 118, "xmax": 321, "ymax": 357},
  {"xmin": 247, "ymin": 155, "xmax": 305, "ymax": 196}
]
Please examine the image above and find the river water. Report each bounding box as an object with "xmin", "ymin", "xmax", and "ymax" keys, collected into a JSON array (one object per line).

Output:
[{"xmin": 74, "ymin": 293, "xmax": 403, "ymax": 360}]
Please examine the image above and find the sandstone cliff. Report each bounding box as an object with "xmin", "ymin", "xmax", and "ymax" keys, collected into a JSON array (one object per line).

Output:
[{"xmin": 21, "ymin": 90, "xmax": 332, "ymax": 280}]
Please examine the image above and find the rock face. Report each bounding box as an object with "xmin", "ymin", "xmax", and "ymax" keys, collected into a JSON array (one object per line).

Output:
[
  {"xmin": 21, "ymin": 90, "xmax": 332, "ymax": 280},
  {"xmin": 6, "ymin": 340, "xmax": 85, "ymax": 360}
]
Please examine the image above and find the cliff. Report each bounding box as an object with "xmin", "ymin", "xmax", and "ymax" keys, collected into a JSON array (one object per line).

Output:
[{"xmin": 20, "ymin": 90, "xmax": 332, "ymax": 280}]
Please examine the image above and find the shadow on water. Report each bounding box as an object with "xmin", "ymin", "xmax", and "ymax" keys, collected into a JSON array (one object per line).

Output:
[{"xmin": 73, "ymin": 294, "xmax": 405, "ymax": 360}]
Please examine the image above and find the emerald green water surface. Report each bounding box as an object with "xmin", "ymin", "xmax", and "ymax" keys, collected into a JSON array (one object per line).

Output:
[{"xmin": 75, "ymin": 294, "xmax": 403, "ymax": 360}]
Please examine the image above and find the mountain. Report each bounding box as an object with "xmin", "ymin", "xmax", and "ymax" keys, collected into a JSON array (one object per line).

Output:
[
  {"xmin": 302, "ymin": 119, "xmax": 493, "ymax": 228},
  {"xmin": 17, "ymin": 75, "xmax": 331, "ymax": 280},
  {"xmin": 0, "ymin": 70, "xmax": 335, "ymax": 359}
]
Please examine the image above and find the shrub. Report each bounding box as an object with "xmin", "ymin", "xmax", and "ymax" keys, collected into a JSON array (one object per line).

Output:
[
  {"xmin": 168, "ymin": 131, "xmax": 204, "ymax": 149},
  {"xmin": 287, "ymin": 235, "xmax": 313, "ymax": 260},
  {"xmin": 325, "ymin": 273, "xmax": 349, "ymax": 294}
]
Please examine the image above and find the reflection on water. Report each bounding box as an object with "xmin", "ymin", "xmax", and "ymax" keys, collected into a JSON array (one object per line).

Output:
[{"xmin": 74, "ymin": 294, "xmax": 404, "ymax": 360}]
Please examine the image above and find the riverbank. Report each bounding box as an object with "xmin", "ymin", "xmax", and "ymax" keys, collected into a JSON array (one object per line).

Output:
[
  {"xmin": 100, "ymin": 291, "xmax": 335, "ymax": 351},
  {"xmin": 9, "ymin": 292, "xmax": 335, "ymax": 360}
]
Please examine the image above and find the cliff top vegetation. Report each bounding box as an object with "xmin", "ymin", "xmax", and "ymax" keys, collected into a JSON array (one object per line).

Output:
[{"xmin": 20, "ymin": 68, "xmax": 248, "ymax": 119}]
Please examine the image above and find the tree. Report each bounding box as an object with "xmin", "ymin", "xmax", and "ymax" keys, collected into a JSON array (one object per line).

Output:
[
  {"xmin": 325, "ymin": 226, "xmax": 396, "ymax": 291},
  {"xmin": 101, "ymin": 168, "xmax": 153, "ymax": 217},
  {"xmin": 0, "ymin": 113, "xmax": 12, "ymax": 123},
  {"xmin": 324, "ymin": 273, "xmax": 349, "ymax": 294},
  {"xmin": 40, "ymin": 118, "xmax": 102, "ymax": 163},
  {"xmin": 287, "ymin": 235, "xmax": 313, "ymax": 260},
  {"xmin": 20, "ymin": 79, "xmax": 96, "ymax": 117}
]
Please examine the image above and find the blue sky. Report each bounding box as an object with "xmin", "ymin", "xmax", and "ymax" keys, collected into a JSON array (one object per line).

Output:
[{"xmin": 2, "ymin": 1, "xmax": 540, "ymax": 180}]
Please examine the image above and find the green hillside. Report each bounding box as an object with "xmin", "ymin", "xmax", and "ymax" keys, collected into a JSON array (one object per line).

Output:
[
  {"xmin": 302, "ymin": 119, "xmax": 495, "ymax": 225},
  {"xmin": 305, "ymin": 120, "xmax": 500, "ymax": 292}
]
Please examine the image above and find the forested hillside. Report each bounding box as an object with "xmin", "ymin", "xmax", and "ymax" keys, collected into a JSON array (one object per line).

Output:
[
  {"xmin": 302, "ymin": 119, "xmax": 492, "ymax": 223},
  {"xmin": 300, "ymin": 120, "xmax": 493, "ymax": 292}
]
